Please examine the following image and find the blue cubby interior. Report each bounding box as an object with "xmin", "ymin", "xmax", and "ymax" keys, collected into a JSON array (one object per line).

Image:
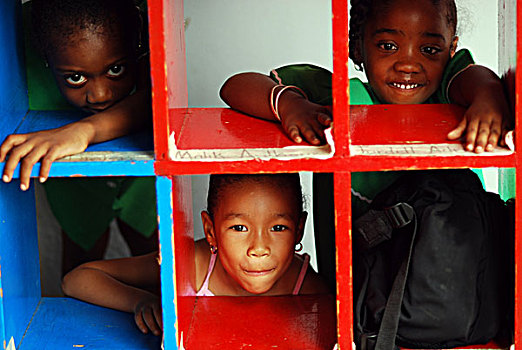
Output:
[{"xmin": 0, "ymin": 182, "xmax": 39, "ymax": 348}]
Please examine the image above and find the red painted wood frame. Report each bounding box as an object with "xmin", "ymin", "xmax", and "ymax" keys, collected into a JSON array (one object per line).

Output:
[{"xmin": 148, "ymin": 0, "xmax": 519, "ymax": 348}]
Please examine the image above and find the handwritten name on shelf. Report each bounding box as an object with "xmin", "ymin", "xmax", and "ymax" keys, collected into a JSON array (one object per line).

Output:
[
  {"xmin": 350, "ymin": 143, "xmax": 513, "ymax": 156},
  {"xmin": 168, "ymin": 128, "xmax": 335, "ymax": 162}
]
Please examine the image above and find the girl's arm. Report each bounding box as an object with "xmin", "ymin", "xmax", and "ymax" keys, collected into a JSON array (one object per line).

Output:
[
  {"xmin": 220, "ymin": 72, "xmax": 332, "ymax": 145},
  {"xmin": 447, "ymin": 65, "xmax": 512, "ymax": 153},
  {"xmin": 0, "ymin": 57, "xmax": 151, "ymax": 190},
  {"xmin": 62, "ymin": 251, "xmax": 162, "ymax": 335}
]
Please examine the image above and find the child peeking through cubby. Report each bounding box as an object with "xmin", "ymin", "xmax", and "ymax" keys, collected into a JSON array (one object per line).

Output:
[
  {"xmin": 219, "ymin": 0, "xmax": 513, "ymax": 289},
  {"xmin": 0, "ymin": 0, "xmax": 158, "ymax": 274},
  {"xmin": 220, "ymin": 0, "xmax": 512, "ymax": 153},
  {"xmin": 62, "ymin": 173, "xmax": 329, "ymax": 335}
]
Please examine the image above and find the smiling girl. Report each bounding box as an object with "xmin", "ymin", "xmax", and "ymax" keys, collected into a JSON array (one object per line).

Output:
[
  {"xmin": 196, "ymin": 173, "xmax": 328, "ymax": 296},
  {"xmin": 220, "ymin": 0, "xmax": 511, "ymax": 153}
]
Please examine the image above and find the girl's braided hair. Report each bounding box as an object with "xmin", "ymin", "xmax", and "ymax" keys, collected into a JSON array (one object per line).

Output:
[
  {"xmin": 207, "ymin": 174, "xmax": 304, "ymax": 220},
  {"xmin": 349, "ymin": 0, "xmax": 457, "ymax": 71},
  {"xmin": 31, "ymin": 0, "xmax": 141, "ymax": 58}
]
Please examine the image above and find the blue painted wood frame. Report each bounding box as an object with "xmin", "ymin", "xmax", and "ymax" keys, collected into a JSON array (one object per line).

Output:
[
  {"xmin": 19, "ymin": 298, "xmax": 161, "ymax": 349},
  {"xmin": 3, "ymin": 160, "xmax": 155, "ymax": 181},
  {"xmin": 156, "ymin": 176, "xmax": 177, "ymax": 349},
  {"xmin": 0, "ymin": 110, "xmax": 156, "ymax": 179},
  {"xmin": 0, "ymin": 182, "xmax": 40, "ymax": 349}
]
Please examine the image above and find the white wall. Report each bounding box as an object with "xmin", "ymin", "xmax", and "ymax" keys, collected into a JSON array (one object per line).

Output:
[{"xmin": 184, "ymin": 0, "xmax": 333, "ymax": 107}]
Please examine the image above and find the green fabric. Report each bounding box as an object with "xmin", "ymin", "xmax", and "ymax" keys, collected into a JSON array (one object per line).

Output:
[
  {"xmin": 43, "ymin": 177, "xmax": 157, "ymax": 251},
  {"xmin": 270, "ymin": 64, "xmax": 332, "ymax": 106},
  {"xmin": 271, "ymin": 50, "xmax": 485, "ymax": 219},
  {"xmin": 499, "ymin": 168, "xmax": 516, "ymax": 201},
  {"xmin": 22, "ymin": 1, "xmax": 72, "ymax": 110}
]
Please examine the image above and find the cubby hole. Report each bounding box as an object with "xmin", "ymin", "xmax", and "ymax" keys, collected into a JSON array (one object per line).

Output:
[
  {"xmin": 0, "ymin": 176, "xmax": 161, "ymax": 349},
  {"xmin": 151, "ymin": 0, "xmax": 334, "ymax": 163},
  {"xmin": 162, "ymin": 172, "xmax": 337, "ymax": 349},
  {"xmin": 350, "ymin": 167, "xmax": 515, "ymax": 349},
  {"xmin": 2, "ymin": 1, "xmax": 155, "ymax": 177}
]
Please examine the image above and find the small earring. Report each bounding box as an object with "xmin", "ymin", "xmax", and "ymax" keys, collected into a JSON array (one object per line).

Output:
[
  {"xmin": 44, "ymin": 61, "xmax": 49, "ymax": 68},
  {"xmin": 210, "ymin": 245, "xmax": 218, "ymax": 254},
  {"xmin": 295, "ymin": 243, "xmax": 303, "ymax": 252}
]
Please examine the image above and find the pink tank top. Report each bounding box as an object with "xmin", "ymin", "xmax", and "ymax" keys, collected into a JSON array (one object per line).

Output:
[{"xmin": 196, "ymin": 253, "xmax": 311, "ymax": 296}]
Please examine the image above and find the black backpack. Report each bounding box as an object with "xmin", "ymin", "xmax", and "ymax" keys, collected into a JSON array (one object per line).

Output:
[{"xmin": 353, "ymin": 169, "xmax": 512, "ymax": 350}]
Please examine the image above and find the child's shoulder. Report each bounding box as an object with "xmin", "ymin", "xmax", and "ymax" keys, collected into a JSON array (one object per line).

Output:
[{"xmin": 295, "ymin": 254, "xmax": 331, "ymax": 295}]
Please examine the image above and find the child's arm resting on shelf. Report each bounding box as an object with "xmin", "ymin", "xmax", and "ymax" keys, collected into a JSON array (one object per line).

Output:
[
  {"xmin": 220, "ymin": 72, "xmax": 332, "ymax": 145},
  {"xmin": 447, "ymin": 65, "xmax": 512, "ymax": 153},
  {"xmin": 62, "ymin": 251, "xmax": 162, "ymax": 336},
  {"xmin": 0, "ymin": 58, "xmax": 152, "ymax": 190}
]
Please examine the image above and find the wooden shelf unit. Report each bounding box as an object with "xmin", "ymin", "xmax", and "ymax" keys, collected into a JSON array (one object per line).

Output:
[{"xmin": 0, "ymin": 0, "xmax": 518, "ymax": 349}]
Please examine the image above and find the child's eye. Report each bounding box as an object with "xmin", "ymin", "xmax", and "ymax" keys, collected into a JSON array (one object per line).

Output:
[
  {"xmin": 378, "ymin": 42, "xmax": 397, "ymax": 51},
  {"xmin": 421, "ymin": 46, "xmax": 442, "ymax": 55},
  {"xmin": 230, "ymin": 225, "xmax": 248, "ymax": 232},
  {"xmin": 272, "ymin": 225, "xmax": 289, "ymax": 232},
  {"xmin": 107, "ymin": 65, "xmax": 126, "ymax": 77},
  {"xmin": 64, "ymin": 73, "xmax": 87, "ymax": 87}
]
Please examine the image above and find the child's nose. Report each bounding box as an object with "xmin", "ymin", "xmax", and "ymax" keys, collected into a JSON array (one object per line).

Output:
[
  {"xmin": 394, "ymin": 51, "xmax": 422, "ymax": 74},
  {"xmin": 86, "ymin": 79, "xmax": 113, "ymax": 105},
  {"xmin": 394, "ymin": 59, "xmax": 422, "ymax": 74},
  {"xmin": 247, "ymin": 233, "xmax": 270, "ymax": 257}
]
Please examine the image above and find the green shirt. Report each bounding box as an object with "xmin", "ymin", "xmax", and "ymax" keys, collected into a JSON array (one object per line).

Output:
[{"xmin": 270, "ymin": 49, "xmax": 476, "ymax": 218}]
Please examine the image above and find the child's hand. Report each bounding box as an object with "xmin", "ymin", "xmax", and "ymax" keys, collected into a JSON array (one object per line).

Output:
[
  {"xmin": 220, "ymin": 73, "xmax": 332, "ymax": 145},
  {"xmin": 279, "ymin": 97, "xmax": 332, "ymax": 145},
  {"xmin": 447, "ymin": 88, "xmax": 511, "ymax": 153},
  {"xmin": 134, "ymin": 296, "xmax": 163, "ymax": 336},
  {"xmin": 0, "ymin": 122, "xmax": 93, "ymax": 190}
]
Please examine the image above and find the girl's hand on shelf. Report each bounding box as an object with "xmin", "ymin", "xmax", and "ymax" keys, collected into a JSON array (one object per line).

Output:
[
  {"xmin": 0, "ymin": 122, "xmax": 93, "ymax": 190},
  {"xmin": 134, "ymin": 295, "xmax": 163, "ymax": 336},
  {"xmin": 447, "ymin": 87, "xmax": 511, "ymax": 153},
  {"xmin": 279, "ymin": 98, "xmax": 332, "ymax": 145}
]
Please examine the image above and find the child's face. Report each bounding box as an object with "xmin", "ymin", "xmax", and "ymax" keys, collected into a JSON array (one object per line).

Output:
[
  {"xmin": 359, "ymin": 0, "xmax": 457, "ymax": 104},
  {"xmin": 47, "ymin": 29, "xmax": 137, "ymax": 113},
  {"xmin": 204, "ymin": 180, "xmax": 305, "ymax": 295}
]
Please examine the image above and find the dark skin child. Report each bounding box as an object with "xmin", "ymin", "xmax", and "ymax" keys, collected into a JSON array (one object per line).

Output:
[
  {"xmin": 0, "ymin": 26, "xmax": 151, "ymax": 190},
  {"xmin": 220, "ymin": 0, "xmax": 511, "ymax": 152}
]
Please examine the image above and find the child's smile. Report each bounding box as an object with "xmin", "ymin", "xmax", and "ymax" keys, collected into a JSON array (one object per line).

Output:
[
  {"xmin": 359, "ymin": 0, "xmax": 457, "ymax": 104},
  {"xmin": 48, "ymin": 29, "xmax": 137, "ymax": 113}
]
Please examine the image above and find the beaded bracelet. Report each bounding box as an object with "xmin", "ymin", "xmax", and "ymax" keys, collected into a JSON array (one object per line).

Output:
[{"xmin": 269, "ymin": 84, "xmax": 308, "ymax": 122}]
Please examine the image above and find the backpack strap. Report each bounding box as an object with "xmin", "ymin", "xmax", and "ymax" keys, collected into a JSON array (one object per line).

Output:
[
  {"xmin": 355, "ymin": 203, "xmax": 415, "ymax": 249},
  {"xmin": 374, "ymin": 210, "xmax": 418, "ymax": 350}
]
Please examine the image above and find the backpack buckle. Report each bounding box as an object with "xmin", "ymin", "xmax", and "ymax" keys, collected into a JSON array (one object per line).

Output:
[
  {"xmin": 360, "ymin": 333, "xmax": 377, "ymax": 350},
  {"xmin": 384, "ymin": 203, "xmax": 414, "ymax": 229}
]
